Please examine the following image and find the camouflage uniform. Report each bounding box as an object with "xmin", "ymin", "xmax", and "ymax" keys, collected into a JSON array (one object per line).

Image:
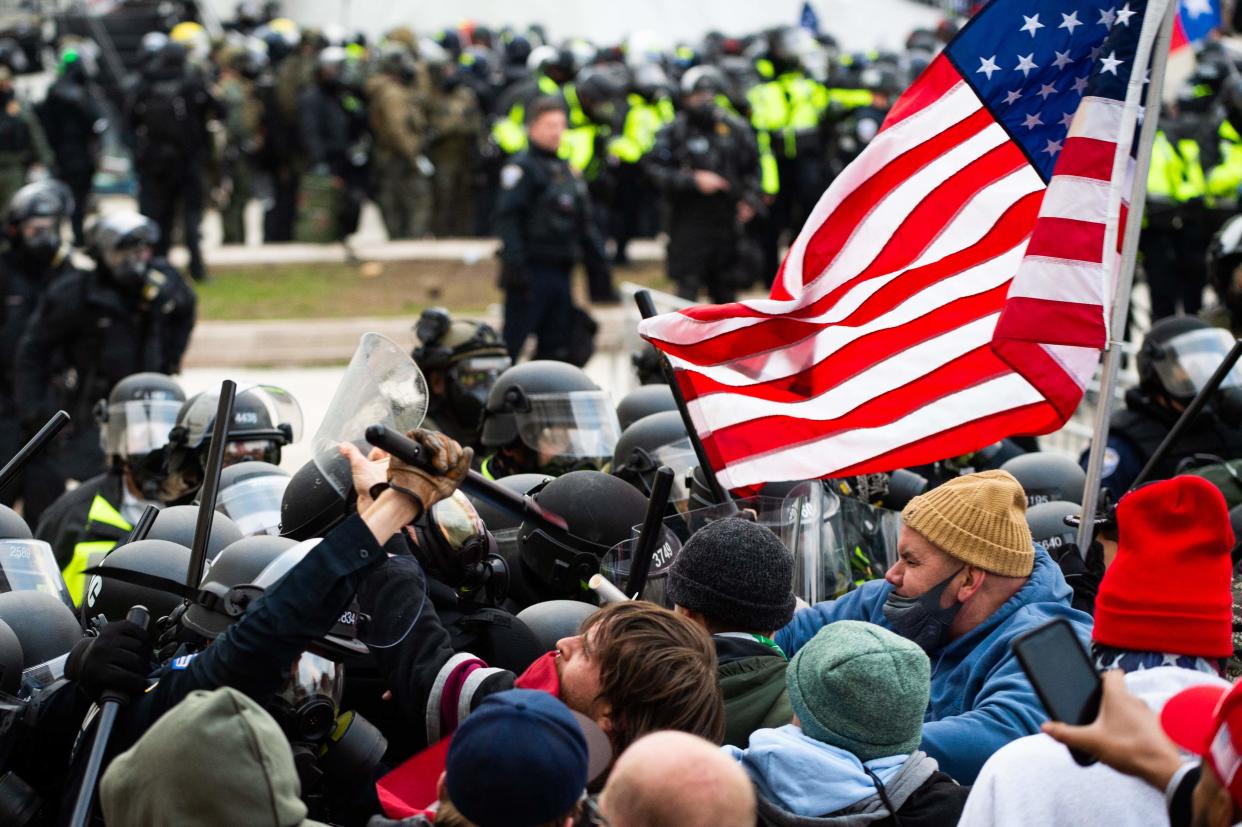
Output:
[
  {"xmin": 427, "ymin": 80, "xmax": 482, "ymax": 237},
  {"xmin": 0, "ymin": 72, "xmax": 51, "ymax": 211},
  {"xmin": 216, "ymin": 67, "xmax": 263, "ymax": 245},
  {"xmin": 366, "ymin": 70, "xmax": 431, "ymax": 239}
]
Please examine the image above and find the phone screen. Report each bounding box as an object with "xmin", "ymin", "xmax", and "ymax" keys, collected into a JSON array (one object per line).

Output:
[{"xmin": 1013, "ymin": 619, "xmax": 1101, "ymax": 725}]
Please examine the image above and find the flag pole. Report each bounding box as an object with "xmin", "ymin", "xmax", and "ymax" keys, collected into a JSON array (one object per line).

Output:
[{"xmin": 1076, "ymin": 0, "xmax": 1177, "ymax": 552}]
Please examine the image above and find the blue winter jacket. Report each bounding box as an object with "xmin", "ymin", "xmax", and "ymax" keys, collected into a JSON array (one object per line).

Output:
[{"xmin": 775, "ymin": 547, "xmax": 1093, "ymax": 784}]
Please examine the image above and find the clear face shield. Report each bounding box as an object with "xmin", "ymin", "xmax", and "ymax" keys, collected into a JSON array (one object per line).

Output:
[
  {"xmin": 217, "ymin": 474, "xmax": 290, "ymax": 536},
  {"xmin": 599, "ymin": 484, "xmax": 848, "ymax": 607},
  {"xmin": 619, "ymin": 438, "xmax": 698, "ymax": 507},
  {"xmin": 103, "ymin": 399, "xmax": 183, "ymax": 460},
  {"xmin": 515, "ymin": 391, "xmax": 621, "ymax": 472},
  {"xmin": 1154, "ymin": 328, "xmax": 1242, "ymax": 400},
  {"xmin": 0, "ymin": 540, "xmax": 73, "ymax": 611}
]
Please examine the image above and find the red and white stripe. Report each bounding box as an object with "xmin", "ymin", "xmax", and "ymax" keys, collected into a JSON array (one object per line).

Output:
[{"xmin": 639, "ymin": 12, "xmax": 1165, "ymax": 491}]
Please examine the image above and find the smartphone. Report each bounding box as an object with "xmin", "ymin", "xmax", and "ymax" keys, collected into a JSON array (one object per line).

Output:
[{"xmin": 1012, "ymin": 618, "xmax": 1102, "ymax": 766}]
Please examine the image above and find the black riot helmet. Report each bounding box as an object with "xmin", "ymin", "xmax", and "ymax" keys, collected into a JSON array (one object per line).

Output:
[
  {"xmin": 631, "ymin": 62, "xmax": 673, "ymax": 101},
  {"xmin": 1208, "ymin": 214, "xmax": 1242, "ymax": 324},
  {"xmin": 0, "ymin": 619, "xmax": 22, "ymax": 694},
  {"xmin": 1137, "ymin": 316, "xmax": 1242, "ymax": 409},
  {"xmin": 531, "ymin": 45, "xmax": 574, "ymax": 83},
  {"xmin": 517, "ymin": 471, "xmax": 650, "ymax": 597},
  {"xmin": 611, "ymin": 411, "xmax": 696, "ymax": 503},
  {"xmin": 146, "ymin": 505, "xmax": 244, "ymax": 565},
  {"xmin": 89, "ymin": 211, "xmax": 159, "ymax": 293},
  {"xmin": 480, "ymin": 361, "xmax": 621, "ymax": 475},
  {"xmin": 680, "ymin": 64, "xmax": 726, "ymax": 98},
  {"xmin": 82, "ymin": 539, "xmax": 192, "ymax": 634},
  {"xmin": 280, "ymin": 455, "xmax": 353, "ymax": 542},
  {"xmin": 0, "ymin": 590, "xmax": 81, "ymax": 670},
  {"xmin": 413, "ymin": 308, "xmax": 512, "ymax": 437},
  {"xmin": 515, "ymin": 600, "xmax": 598, "ymax": 652},
  {"xmin": 163, "ymin": 384, "xmax": 302, "ymax": 503},
  {"xmin": 181, "ymin": 535, "xmax": 298, "ymax": 638},
  {"xmin": 1001, "ymin": 453, "xmax": 1088, "ymax": 507},
  {"xmin": 96, "ymin": 373, "xmax": 186, "ymax": 499},
  {"xmin": 615, "ymin": 385, "xmax": 677, "ymax": 431},
  {"xmin": 575, "ymin": 64, "xmax": 626, "ymax": 121},
  {"xmin": 217, "ymin": 461, "xmax": 290, "ymax": 537},
  {"xmin": 0, "ymin": 506, "xmax": 31, "ymax": 540},
  {"xmin": 5, "ymin": 179, "xmax": 73, "ymax": 267},
  {"xmin": 1026, "ymin": 500, "xmax": 1083, "ymax": 562}
]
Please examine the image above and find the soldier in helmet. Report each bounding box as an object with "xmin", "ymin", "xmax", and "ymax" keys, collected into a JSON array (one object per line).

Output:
[
  {"xmin": 425, "ymin": 43, "xmax": 484, "ymax": 238},
  {"xmin": 161, "ymin": 383, "xmax": 302, "ymax": 504},
  {"xmin": 36, "ymin": 372, "xmax": 185, "ymax": 605},
  {"xmin": 1082, "ymin": 316, "xmax": 1242, "ymax": 498},
  {"xmin": 0, "ymin": 181, "xmax": 76, "ymax": 512},
  {"xmin": 0, "ymin": 65, "xmax": 52, "ymax": 212},
  {"xmin": 14, "ymin": 211, "xmax": 196, "ymax": 526},
  {"xmin": 477, "ymin": 360, "xmax": 621, "ymax": 479},
  {"xmin": 367, "ymin": 42, "xmax": 432, "ymax": 240},
  {"xmin": 412, "ymin": 307, "xmax": 512, "ymax": 452},
  {"xmin": 214, "ymin": 43, "xmax": 267, "ymax": 245},
  {"xmin": 649, "ymin": 65, "xmax": 762, "ymax": 303}
]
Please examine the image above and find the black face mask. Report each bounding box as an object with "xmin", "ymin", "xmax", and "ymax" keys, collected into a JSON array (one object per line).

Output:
[
  {"xmin": 688, "ymin": 101, "xmax": 716, "ymax": 125},
  {"xmin": 16, "ymin": 229, "xmax": 59, "ymax": 270},
  {"xmin": 881, "ymin": 566, "xmax": 965, "ymax": 653},
  {"xmin": 109, "ymin": 259, "xmax": 149, "ymax": 294}
]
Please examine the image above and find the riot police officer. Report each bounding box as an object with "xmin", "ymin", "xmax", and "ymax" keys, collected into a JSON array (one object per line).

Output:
[
  {"xmin": 161, "ymin": 383, "xmax": 302, "ymax": 504},
  {"xmin": 649, "ymin": 66, "xmax": 762, "ymax": 303},
  {"xmin": 0, "ymin": 181, "xmax": 75, "ymax": 514},
  {"xmin": 494, "ymin": 96, "xmax": 610, "ymax": 360},
  {"xmin": 14, "ymin": 211, "xmax": 196, "ymax": 526},
  {"xmin": 36, "ymin": 372, "xmax": 184, "ymax": 605},
  {"xmin": 477, "ymin": 360, "xmax": 621, "ymax": 479},
  {"xmin": 412, "ymin": 307, "xmax": 512, "ymax": 452},
  {"xmin": 1206, "ymin": 213, "xmax": 1242, "ymax": 336},
  {"xmin": 1083, "ymin": 315, "xmax": 1242, "ymax": 498},
  {"xmin": 36, "ymin": 48, "xmax": 106, "ymax": 245}
]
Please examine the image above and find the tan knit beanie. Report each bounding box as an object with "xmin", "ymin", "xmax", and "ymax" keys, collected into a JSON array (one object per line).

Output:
[{"xmin": 900, "ymin": 470, "xmax": 1034, "ymax": 577}]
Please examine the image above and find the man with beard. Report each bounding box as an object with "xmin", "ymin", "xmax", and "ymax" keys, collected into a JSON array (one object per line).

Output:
[{"xmin": 777, "ymin": 470, "xmax": 1093, "ymax": 784}]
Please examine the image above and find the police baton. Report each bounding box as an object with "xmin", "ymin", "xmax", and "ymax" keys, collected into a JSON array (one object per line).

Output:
[
  {"xmin": 0, "ymin": 410, "xmax": 69, "ymax": 497},
  {"xmin": 68, "ymin": 604, "xmax": 150, "ymax": 827},
  {"xmin": 364, "ymin": 424, "xmax": 569, "ymax": 532},
  {"xmin": 626, "ymin": 465, "xmax": 675, "ymax": 599},
  {"xmin": 1130, "ymin": 337, "xmax": 1242, "ymax": 491},
  {"xmin": 186, "ymin": 381, "xmax": 236, "ymax": 589}
]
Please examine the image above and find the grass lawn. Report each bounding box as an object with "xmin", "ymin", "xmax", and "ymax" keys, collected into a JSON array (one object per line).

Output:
[{"xmin": 194, "ymin": 259, "xmax": 671, "ymax": 321}]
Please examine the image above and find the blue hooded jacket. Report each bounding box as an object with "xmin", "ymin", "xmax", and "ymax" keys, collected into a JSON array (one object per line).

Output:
[{"xmin": 776, "ymin": 548, "xmax": 1093, "ymax": 784}]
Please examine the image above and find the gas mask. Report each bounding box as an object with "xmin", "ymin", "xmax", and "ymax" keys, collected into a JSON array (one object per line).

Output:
[
  {"xmin": 881, "ymin": 566, "xmax": 965, "ymax": 653},
  {"xmin": 266, "ymin": 653, "xmax": 344, "ymax": 776},
  {"xmin": 446, "ymin": 354, "xmax": 509, "ymax": 430},
  {"xmin": 19, "ymin": 227, "xmax": 60, "ymax": 269},
  {"xmin": 410, "ymin": 491, "xmax": 509, "ymax": 605},
  {"xmin": 105, "ymin": 245, "xmax": 152, "ymax": 294}
]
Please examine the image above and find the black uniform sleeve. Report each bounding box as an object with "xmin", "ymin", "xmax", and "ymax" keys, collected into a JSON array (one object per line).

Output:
[
  {"xmin": 365, "ymin": 562, "xmax": 515, "ymax": 751},
  {"xmin": 114, "ymin": 514, "xmax": 388, "ymax": 750},
  {"xmin": 299, "ymin": 88, "xmax": 327, "ymax": 169},
  {"xmin": 493, "ymin": 157, "xmax": 536, "ymax": 268},
  {"xmin": 148, "ymin": 263, "xmax": 196, "ymax": 375},
  {"xmin": 647, "ymin": 122, "xmax": 696, "ymax": 193},
  {"xmin": 13, "ymin": 276, "xmax": 84, "ymax": 425}
]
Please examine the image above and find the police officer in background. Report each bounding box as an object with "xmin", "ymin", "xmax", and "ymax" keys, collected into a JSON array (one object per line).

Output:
[
  {"xmin": 494, "ymin": 96, "xmax": 610, "ymax": 361},
  {"xmin": 126, "ymin": 41, "xmax": 220, "ymax": 282},
  {"xmin": 14, "ymin": 211, "xmax": 196, "ymax": 525},
  {"xmin": 36, "ymin": 372, "xmax": 184, "ymax": 605},
  {"xmin": 412, "ymin": 307, "xmax": 512, "ymax": 452},
  {"xmin": 1083, "ymin": 315, "xmax": 1242, "ymax": 499},
  {"xmin": 0, "ymin": 181, "xmax": 75, "ymax": 515},
  {"xmin": 37, "ymin": 48, "xmax": 107, "ymax": 246},
  {"xmin": 649, "ymin": 65, "xmax": 762, "ymax": 304}
]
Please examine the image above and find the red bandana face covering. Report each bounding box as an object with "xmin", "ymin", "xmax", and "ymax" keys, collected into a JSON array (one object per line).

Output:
[{"xmin": 515, "ymin": 650, "xmax": 562, "ymax": 695}]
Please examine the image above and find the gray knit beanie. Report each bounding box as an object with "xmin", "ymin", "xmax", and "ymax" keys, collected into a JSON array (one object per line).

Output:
[
  {"xmin": 787, "ymin": 621, "xmax": 930, "ymax": 762},
  {"xmin": 665, "ymin": 518, "xmax": 796, "ymax": 632}
]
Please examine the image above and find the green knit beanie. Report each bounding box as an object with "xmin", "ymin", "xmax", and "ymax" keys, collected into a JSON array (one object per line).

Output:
[{"xmin": 786, "ymin": 621, "xmax": 931, "ymax": 762}]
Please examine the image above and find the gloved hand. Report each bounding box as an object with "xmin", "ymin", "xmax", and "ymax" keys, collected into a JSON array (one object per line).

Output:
[
  {"xmin": 65, "ymin": 619, "xmax": 154, "ymax": 700},
  {"xmin": 386, "ymin": 429, "xmax": 472, "ymax": 518}
]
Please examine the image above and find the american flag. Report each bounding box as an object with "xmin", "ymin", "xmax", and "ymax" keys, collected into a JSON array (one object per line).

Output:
[{"xmin": 640, "ymin": 0, "xmax": 1171, "ymax": 491}]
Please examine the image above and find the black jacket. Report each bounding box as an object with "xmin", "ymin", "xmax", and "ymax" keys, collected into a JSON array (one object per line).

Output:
[
  {"xmin": 37, "ymin": 75, "xmax": 106, "ymax": 176},
  {"xmin": 14, "ymin": 260, "xmax": 195, "ymax": 429},
  {"xmin": 0, "ymin": 249, "xmax": 69, "ymax": 414},
  {"xmin": 299, "ymin": 82, "xmax": 353, "ymax": 174},
  {"xmin": 36, "ymin": 469, "xmax": 127, "ymax": 570},
  {"xmin": 493, "ymin": 145, "xmax": 608, "ymax": 271}
]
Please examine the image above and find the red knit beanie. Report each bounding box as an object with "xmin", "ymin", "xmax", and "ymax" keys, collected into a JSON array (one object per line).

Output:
[{"xmin": 1093, "ymin": 475, "xmax": 1235, "ymax": 658}]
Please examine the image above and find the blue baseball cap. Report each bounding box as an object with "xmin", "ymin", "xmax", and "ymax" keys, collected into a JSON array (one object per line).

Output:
[{"xmin": 445, "ymin": 689, "xmax": 606, "ymax": 827}]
